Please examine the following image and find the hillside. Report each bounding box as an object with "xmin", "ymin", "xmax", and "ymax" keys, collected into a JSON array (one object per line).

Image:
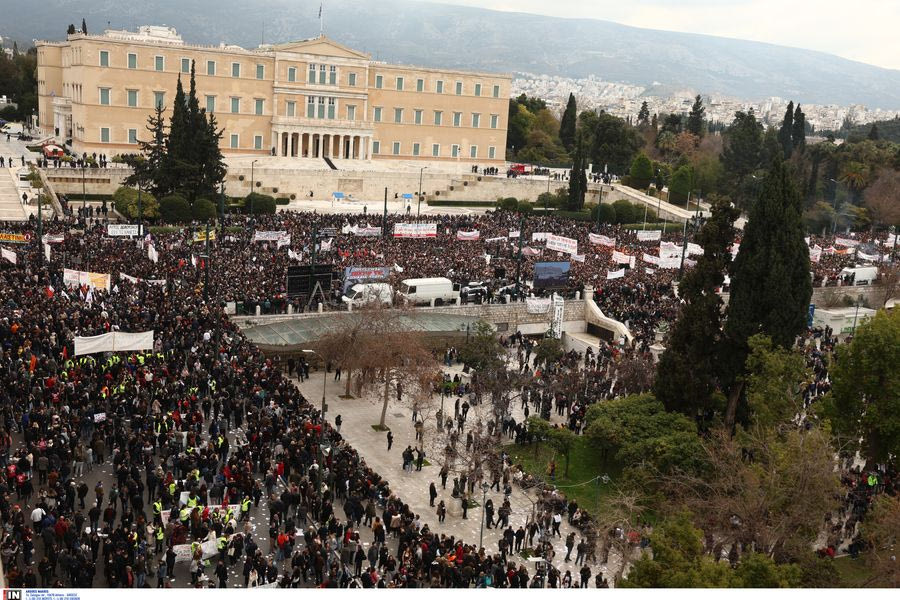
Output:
[{"xmin": 4, "ymin": 0, "xmax": 900, "ymax": 109}]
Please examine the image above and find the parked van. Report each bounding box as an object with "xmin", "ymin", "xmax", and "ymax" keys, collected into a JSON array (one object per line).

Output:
[
  {"xmin": 397, "ymin": 277, "xmax": 461, "ymax": 306},
  {"xmin": 839, "ymin": 266, "xmax": 878, "ymax": 286},
  {"xmin": 342, "ymin": 283, "xmax": 393, "ymax": 307}
]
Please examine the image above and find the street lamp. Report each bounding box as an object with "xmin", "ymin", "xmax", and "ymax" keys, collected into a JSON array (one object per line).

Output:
[
  {"xmin": 303, "ymin": 348, "xmax": 330, "ymax": 503},
  {"xmin": 301, "ymin": 349, "xmax": 328, "ymax": 420},
  {"xmin": 250, "ymin": 159, "xmax": 258, "ymax": 194},
  {"xmin": 417, "ymin": 166, "xmax": 428, "ymax": 217},
  {"xmin": 828, "ymin": 178, "xmax": 840, "ymax": 234},
  {"xmin": 890, "ymin": 225, "xmax": 897, "ymax": 264},
  {"xmin": 479, "ymin": 482, "xmax": 490, "ymax": 549},
  {"xmin": 81, "ymin": 162, "xmax": 86, "ymax": 218}
]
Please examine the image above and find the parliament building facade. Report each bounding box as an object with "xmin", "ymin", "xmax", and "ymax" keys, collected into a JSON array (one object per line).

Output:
[{"xmin": 36, "ymin": 26, "xmax": 510, "ymax": 163}]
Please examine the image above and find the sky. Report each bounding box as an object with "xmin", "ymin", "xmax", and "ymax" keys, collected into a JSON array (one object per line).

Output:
[{"xmin": 413, "ymin": 0, "xmax": 900, "ymax": 71}]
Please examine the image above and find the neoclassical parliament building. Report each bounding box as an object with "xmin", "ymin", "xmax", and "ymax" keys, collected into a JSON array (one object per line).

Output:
[{"xmin": 36, "ymin": 26, "xmax": 510, "ymax": 163}]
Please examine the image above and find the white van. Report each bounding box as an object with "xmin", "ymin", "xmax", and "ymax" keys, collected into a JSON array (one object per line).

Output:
[
  {"xmin": 397, "ymin": 277, "xmax": 461, "ymax": 306},
  {"xmin": 839, "ymin": 266, "xmax": 878, "ymax": 286},
  {"xmin": 342, "ymin": 283, "xmax": 393, "ymax": 307}
]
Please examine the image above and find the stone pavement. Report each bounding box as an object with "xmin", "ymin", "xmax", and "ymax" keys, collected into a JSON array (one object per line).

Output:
[{"xmin": 290, "ymin": 358, "xmax": 614, "ymax": 582}]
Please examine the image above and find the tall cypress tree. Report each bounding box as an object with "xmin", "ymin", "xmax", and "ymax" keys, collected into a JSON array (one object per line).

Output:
[
  {"xmin": 125, "ymin": 105, "xmax": 169, "ymax": 198},
  {"xmin": 777, "ymin": 101, "xmax": 794, "ymax": 159},
  {"xmin": 559, "ymin": 93, "xmax": 577, "ymax": 152},
  {"xmin": 637, "ymin": 101, "xmax": 650, "ymax": 126},
  {"xmin": 655, "ymin": 197, "xmax": 739, "ymax": 420},
  {"xmin": 686, "ymin": 94, "xmax": 705, "ymax": 137},
  {"xmin": 722, "ymin": 156, "xmax": 812, "ymax": 427},
  {"xmin": 791, "ymin": 104, "xmax": 806, "ymax": 154},
  {"xmin": 81, "ymin": 18, "xmax": 87, "ymax": 34},
  {"xmin": 567, "ymin": 137, "xmax": 586, "ymax": 211},
  {"xmin": 198, "ymin": 111, "xmax": 226, "ymax": 200}
]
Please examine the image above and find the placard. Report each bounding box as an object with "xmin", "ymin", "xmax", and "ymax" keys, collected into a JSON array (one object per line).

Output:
[
  {"xmin": 393, "ymin": 223, "xmax": 437, "ymax": 238},
  {"xmin": 546, "ymin": 234, "xmax": 578, "ymax": 255},
  {"xmin": 107, "ymin": 224, "xmax": 142, "ymax": 237}
]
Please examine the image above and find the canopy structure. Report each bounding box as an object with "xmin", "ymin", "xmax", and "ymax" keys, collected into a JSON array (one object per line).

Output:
[{"xmin": 239, "ymin": 312, "xmax": 479, "ymax": 351}]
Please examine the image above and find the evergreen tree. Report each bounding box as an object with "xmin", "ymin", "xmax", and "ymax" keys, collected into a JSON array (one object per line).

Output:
[
  {"xmin": 166, "ymin": 75, "xmax": 199, "ymax": 200},
  {"xmin": 655, "ymin": 197, "xmax": 739, "ymax": 419},
  {"xmin": 650, "ymin": 113, "xmax": 658, "ymax": 132},
  {"xmin": 198, "ymin": 111, "xmax": 226, "ymax": 200},
  {"xmin": 81, "ymin": 18, "xmax": 87, "ymax": 34},
  {"xmin": 868, "ymin": 123, "xmax": 880, "ymax": 140},
  {"xmin": 687, "ymin": 94, "xmax": 705, "ymax": 137},
  {"xmin": 722, "ymin": 157, "xmax": 812, "ymax": 427},
  {"xmin": 777, "ymin": 101, "xmax": 794, "ymax": 159},
  {"xmin": 67, "ymin": 24, "xmax": 76, "ymax": 35},
  {"xmin": 637, "ymin": 101, "xmax": 650, "ymax": 126},
  {"xmin": 791, "ymin": 104, "xmax": 806, "ymax": 154},
  {"xmin": 559, "ymin": 93, "xmax": 577, "ymax": 151},
  {"xmin": 567, "ymin": 137, "xmax": 586, "ymax": 211},
  {"xmin": 125, "ymin": 105, "xmax": 170, "ymax": 198},
  {"xmin": 721, "ymin": 110, "xmax": 763, "ymax": 180}
]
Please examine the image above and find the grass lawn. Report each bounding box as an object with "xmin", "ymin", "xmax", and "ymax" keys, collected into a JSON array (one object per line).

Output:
[
  {"xmin": 507, "ymin": 437, "xmax": 622, "ymax": 517},
  {"xmin": 833, "ymin": 555, "xmax": 876, "ymax": 587}
]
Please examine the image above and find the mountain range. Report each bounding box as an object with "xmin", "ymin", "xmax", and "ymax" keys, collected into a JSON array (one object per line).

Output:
[{"xmin": 4, "ymin": 0, "xmax": 900, "ymax": 109}]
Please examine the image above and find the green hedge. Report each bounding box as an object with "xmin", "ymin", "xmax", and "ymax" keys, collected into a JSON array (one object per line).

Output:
[
  {"xmin": 426, "ymin": 200, "xmax": 498, "ymax": 207},
  {"xmin": 275, "ymin": 197, "xmax": 290, "ymax": 205},
  {"xmin": 148, "ymin": 226, "xmax": 183, "ymax": 234}
]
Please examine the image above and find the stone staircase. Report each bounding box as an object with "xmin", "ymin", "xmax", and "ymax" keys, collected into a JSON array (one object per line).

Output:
[{"xmin": 0, "ymin": 167, "xmax": 28, "ymax": 221}]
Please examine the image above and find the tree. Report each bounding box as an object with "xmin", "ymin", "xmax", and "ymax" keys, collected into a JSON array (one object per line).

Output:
[
  {"xmin": 778, "ymin": 101, "xmax": 794, "ymax": 159},
  {"xmin": 546, "ymin": 425, "xmax": 577, "ymax": 477},
  {"xmin": 792, "ymin": 104, "xmax": 806, "ymax": 153},
  {"xmin": 246, "ymin": 193, "xmax": 276, "ymax": 214},
  {"xmin": 629, "ymin": 153, "xmax": 653, "ymax": 190},
  {"xmin": 566, "ymin": 137, "xmax": 587, "ymax": 211},
  {"xmin": 67, "ymin": 24, "xmax": 76, "ymax": 35},
  {"xmin": 457, "ymin": 321, "xmax": 504, "ymax": 373},
  {"xmin": 868, "ymin": 123, "xmax": 880, "ymax": 140},
  {"xmin": 826, "ymin": 309, "xmax": 900, "ymax": 466},
  {"xmin": 686, "ymin": 94, "xmax": 705, "ymax": 137},
  {"xmin": 159, "ymin": 194, "xmax": 192, "ymax": 223},
  {"xmin": 859, "ymin": 494, "xmax": 900, "ymax": 586},
  {"xmin": 125, "ymin": 105, "xmax": 169, "ymax": 198},
  {"xmin": 192, "ymin": 198, "xmax": 217, "ymax": 222},
  {"xmin": 744, "ymin": 334, "xmax": 809, "ymax": 430},
  {"xmin": 863, "ymin": 168, "xmax": 900, "ymax": 228},
  {"xmin": 559, "ymin": 93, "xmax": 577, "ymax": 151},
  {"xmin": 81, "ymin": 18, "xmax": 87, "ymax": 34},
  {"xmin": 637, "ymin": 101, "xmax": 650, "ymax": 127},
  {"xmin": 587, "ymin": 111, "xmax": 643, "ymax": 175},
  {"xmin": 721, "ymin": 110, "xmax": 764, "ymax": 182},
  {"xmin": 112, "ymin": 186, "xmax": 160, "ymax": 220},
  {"xmin": 668, "ymin": 165, "xmax": 693, "ymax": 205},
  {"xmin": 655, "ymin": 197, "xmax": 738, "ymax": 419},
  {"xmin": 723, "ymin": 157, "xmax": 812, "ymax": 427},
  {"xmin": 532, "ymin": 336, "xmax": 563, "ymax": 368}
]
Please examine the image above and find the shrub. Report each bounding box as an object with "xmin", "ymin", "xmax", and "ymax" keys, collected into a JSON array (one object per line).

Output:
[
  {"xmin": 629, "ymin": 153, "xmax": 653, "ymax": 190},
  {"xmin": 159, "ymin": 194, "xmax": 192, "ymax": 223},
  {"xmin": 275, "ymin": 197, "xmax": 290, "ymax": 205},
  {"xmin": 516, "ymin": 203, "xmax": 533, "ymax": 214},
  {"xmin": 668, "ymin": 165, "xmax": 693, "ymax": 206},
  {"xmin": 497, "ymin": 197, "xmax": 519, "ymax": 211},
  {"xmin": 112, "ymin": 186, "xmax": 159, "ymax": 219},
  {"xmin": 591, "ymin": 203, "xmax": 617, "ymax": 224},
  {"xmin": 612, "ymin": 199, "xmax": 640, "ymax": 224},
  {"xmin": 192, "ymin": 198, "xmax": 217, "ymax": 222},
  {"xmin": 246, "ymin": 192, "xmax": 276, "ymax": 215}
]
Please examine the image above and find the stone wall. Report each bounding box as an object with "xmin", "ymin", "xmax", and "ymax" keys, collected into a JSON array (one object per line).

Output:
[{"xmin": 720, "ymin": 284, "xmax": 893, "ymax": 310}]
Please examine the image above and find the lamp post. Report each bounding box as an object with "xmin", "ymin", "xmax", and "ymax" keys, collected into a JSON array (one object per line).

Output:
[
  {"xmin": 137, "ymin": 184, "xmax": 143, "ymax": 232},
  {"xmin": 36, "ymin": 190, "xmax": 43, "ymax": 266},
  {"xmin": 515, "ymin": 213, "xmax": 525, "ymax": 301},
  {"xmin": 417, "ymin": 166, "xmax": 427, "ymax": 217},
  {"xmin": 891, "ymin": 225, "xmax": 897, "ymax": 264},
  {"xmin": 479, "ymin": 482, "xmax": 490, "ymax": 549},
  {"xmin": 250, "ymin": 159, "xmax": 258, "ymax": 195},
  {"xmin": 302, "ymin": 348, "xmax": 329, "ymax": 500},
  {"xmin": 678, "ymin": 212, "xmax": 703, "ymax": 281},
  {"xmin": 828, "ymin": 178, "xmax": 840, "ymax": 234},
  {"xmin": 81, "ymin": 162, "xmax": 86, "ymax": 218}
]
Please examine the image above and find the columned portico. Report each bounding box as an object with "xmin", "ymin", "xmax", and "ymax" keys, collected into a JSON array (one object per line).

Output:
[{"xmin": 271, "ymin": 119, "xmax": 374, "ymax": 160}]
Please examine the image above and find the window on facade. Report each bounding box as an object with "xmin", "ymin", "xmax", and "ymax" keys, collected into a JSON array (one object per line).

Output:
[
  {"xmin": 489, "ymin": 146, "xmax": 496, "ymax": 159},
  {"xmin": 308, "ymin": 64, "xmax": 316, "ymax": 83},
  {"xmin": 128, "ymin": 53, "xmax": 137, "ymax": 69},
  {"xmin": 288, "ymin": 67, "xmax": 296, "ymax": 82},
  {"xmin": 128, "ymin": 129, "xmax": 137, "ymax": 144},
  {"xmin": 412, "ymin": 143, "xmax": 420, "ymax": 157},
  {"xmin": 329, "ymin": 65, "xmax": 336, "ymax": 85},
  {"xmin": 434, "ymin": 111, "xmax": 442, "ymax": 125},
  {"xmin": 347, "ymin": 105, "xmax": 356, "ymax": 121},
  {"xmin": 100, "ymin": 128, "xmax": 110, "ymax": 143},
  {"xmin": 99, "ymin": 88, "xmax": 110, "ymax": 105},
  {"xmin": 206, "ymin": 95, "xmax": 215, "ymax": 113},
  {"xmin": 414, "ymin": 109, "xmax": 422, "ymax": 125},
  {"xmin": 254, "ymin": 135, "xmax": 263, "ymax": 150},
  {"xmin": 392, "ymin": 142, "xmax": 401, "ymax": 155},
  {"xmin": 230, "ymin": 97, "xmax": 239, "ymax": 114},
  {"xmin": 372, "ymin": 141, "xmax": 380, "ymax": 154},
  {"xmin": 436, "ymin": 80, "xmax": 443, "ymax": 93},
  {"xmin": 493, "ymin": 84, "xmax": 500, "ymax": 98},
  {"xmin": 490, "ymin": 114, "xmax": 499, "ymax": 129},
  {"xmin": 232, "ymin": 62, "xmax": 240, "ymax": 78},
  {"xmin": 416, "ymin": 78, "xmax": 424, "ymax": 92},
  {"xmin": 327, "ymin": 97, "xmax": 335, "ymax": 119},
  {"xmin": 317, "ymin": 96, "xmax": 325, "ymax": 119},
  {"xmin": 472, "ymin": 113, "xmax": 480, "ymax": 128},
  {"xmin": 181, "ymin": 58, "xmax": 190, "ymax": 73},
  {"xmin": 451, "ymin": 144, "xmax": 459, "ymax": 158},
  {"xmin": 318, "ymin": 65, "xmax": 326, "ymax": 84},
  {"xmin": 154, "ymin": 91, "xmax": 165, "ymax": 109},
  {"xmin": 453, "ymin": 112, "xmax": 461, "ymax": 127},
  {"xmin": 474, "ymin": 83, "xmax": 481, "ymax": 97},
  {"xmin": 432, "ymin": 143, "xmax": 440, "ymax": 157},
  {"xmin": 288, "ymin": 100, "xmax": 297, "ymax": 117},
  {"xmin": 207, "ymin": 60, "xmax": 216, "ymax": 76},
  {"xmin": 255, "ymin": 98, "xmax": 264, "ymax": 115},
  {"xmin": 99, "ymin": 51, "xmax": 109, "ymax": 67},
  {"xmin": 374, "ymin": 107, "xmax": 382, "ymax": 122},
  {"xmin": 375, "ymin": 75, "xmax": 383, "ymax": 89},
  {"xmin": 455, "ymin": 81, "xmax": 463, "ymax": 95},
  {"xmin": 396, "ymin": 77, "xmax": 404, "ymax": 91},
  {"xmin": 256, "ymin": 64, "xmax": 264, "ymax": 79},
  {"xmin": 127, "ymin": 89, "xmax": 138, "ymax": 107},
  {"xmin": 394, "ymin": 108, "xmax": 403, "ymax": 123},
  {"xmin": 470, "ymin": 145, "xmax": 477, "ymax": 158},
  {"xmin": 155, "ymin": 56, "xmax": 164, "ymax": 72},
  {"xmin": 230, "ymin": 134, "xmax": 238, "ymax": 149},
  {"xmin": 348, "ymin": 72, "xmax": 357, "ymax": 86},
  {"xmin": 306, "ymin": 98, "xmax": 313, "ymax": 118}
]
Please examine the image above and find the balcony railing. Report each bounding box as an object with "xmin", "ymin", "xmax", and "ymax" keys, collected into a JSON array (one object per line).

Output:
[{"xmin": 271, "ymin": 115, "xmax": 374, "ymax": 130}]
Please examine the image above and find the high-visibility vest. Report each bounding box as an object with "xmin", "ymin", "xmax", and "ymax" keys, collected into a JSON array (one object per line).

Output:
[
  {"xmin": 156, "ymin": 527, "xmax": 164, "ymax": 540},
  {"xmin": 217, "ymin": 536, "xmax": 227, "ymax": 550},
  {"xmin": 241, "ymin": 498, "xmax": 250, "ymax": 513},
  {"xmin": 179, "ymin": 508, "xmax": 190, "ymax": 523},
  {"xmin": 186, "ymin": 496, "xmax": 197, "ymax": 508},
  {"xmin": 153, "ymin": 501, "xmax": 162, "ymax": 515},
  {"xmin": 168, "ymin": 483, "xmax": 176, "ymax": 496}
]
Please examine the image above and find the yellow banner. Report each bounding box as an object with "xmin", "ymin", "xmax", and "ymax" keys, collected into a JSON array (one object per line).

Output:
[
  {"xmin": 0, "ymin": 232, "xmax": 31, "ymax": 244},
  {"xmin": 193, "ymin": 230, "xmax": 216, "ymax": 243}
]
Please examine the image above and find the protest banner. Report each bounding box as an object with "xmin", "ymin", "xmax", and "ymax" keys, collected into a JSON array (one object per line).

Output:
[
  {"xmin": 394, "ymin": 223, "xmax": 437, "ymax": 238},
  {"xmin": 636, "ymin": 230, "xmax": 662, "ymax": 242},
  {"xmin": 546, "ymin": 234, "xmax": 578, "ymax": 255},
  {"xmin": 525, "ymin": 298, "xmax": 551, "ymax": 314},
  {"xmin": 456, "ymin": 230, "xmax": 481, "ymax": 241},
  {"xmin": 107, "ymin": 224, "xmax": 142, "ymax": 237},
  {"xmin": 253, "ymin": 231, "xmax": 287, "ymax": 242},
  {"xmin": 612, "ymin": 250, "xmax": 631, "ymax": 264},
  {"xmin": 1, "ymin": 247, "xmax": 16, "ymax": 264},
  {"xmin": 0, "ymin": 232, "xmax": 30, "ymax": 244},
  {"xmin": 607, "ymin": 269, "xmax": 625, "ymax": 280},
  {"xmin": 589, "ymin": 233, "xmax": 615, "ymax": 247},
  {"xmin": 63, "ymin": 268, "xmax": 111, "ymax": 292}
]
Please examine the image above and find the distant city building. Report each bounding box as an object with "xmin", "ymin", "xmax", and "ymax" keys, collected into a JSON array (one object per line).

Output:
[{"xmin": 35, "ymin": 27, "xmax": 510, "ymax": 162}]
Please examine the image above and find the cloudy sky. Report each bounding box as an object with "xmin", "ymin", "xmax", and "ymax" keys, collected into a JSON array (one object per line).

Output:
[{"xmin": 414, "ymin": 0, "xmax": 900, "ymax": 70}]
